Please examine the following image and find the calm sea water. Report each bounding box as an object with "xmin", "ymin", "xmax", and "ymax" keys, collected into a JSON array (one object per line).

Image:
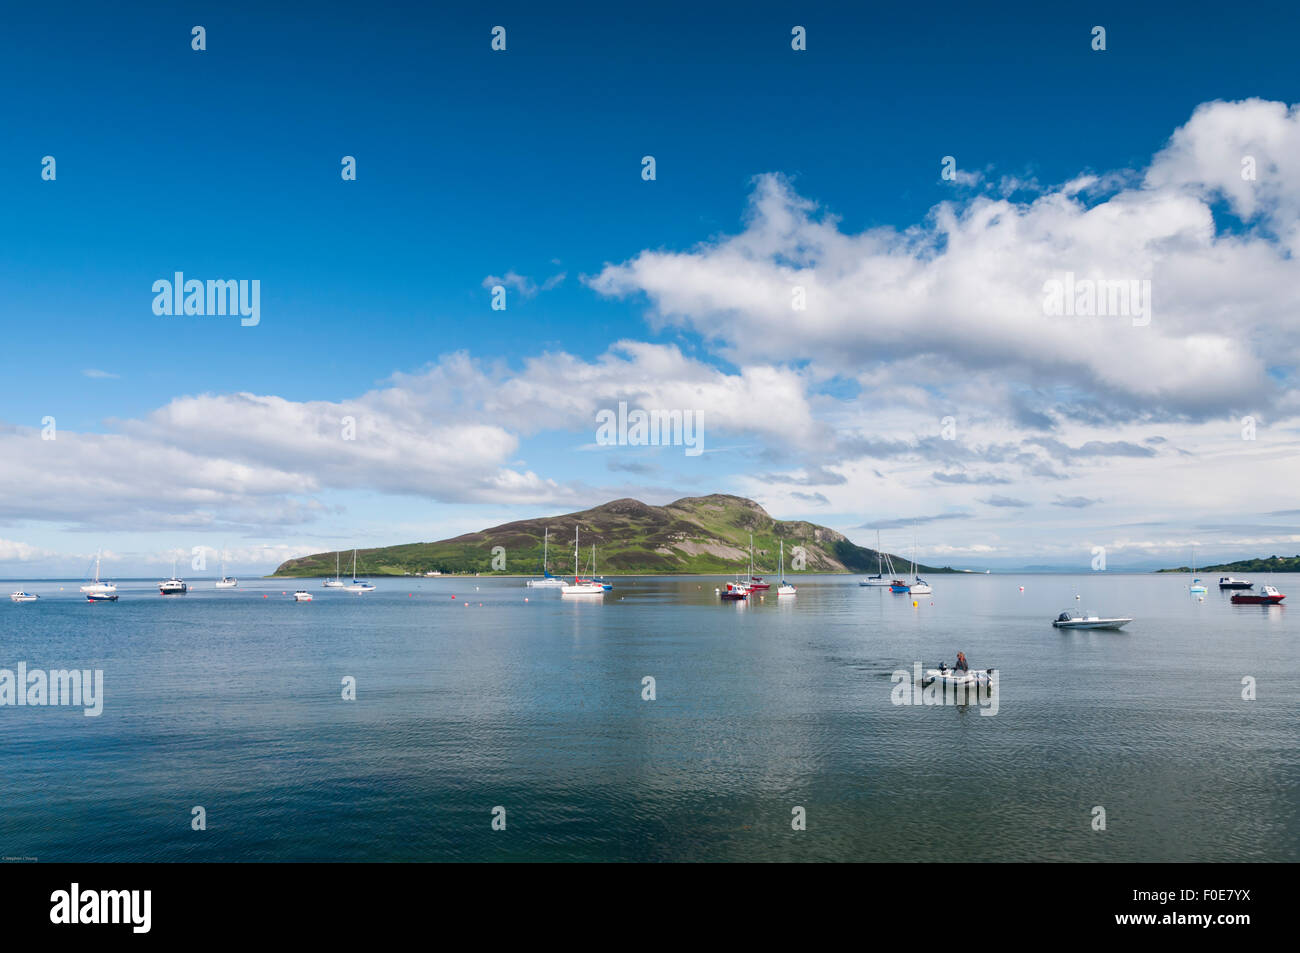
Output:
[{"xmin": 1, "ymin": 573, "xmax": 1296, "ymax": 862}]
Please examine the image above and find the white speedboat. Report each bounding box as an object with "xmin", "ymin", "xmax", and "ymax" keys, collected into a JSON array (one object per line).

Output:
[
  {"xmin": 922, "ymin": 666, "xmax": 995, "ymax": 689},
  {"xmin": 1052, "ymin": 610, "xmax": 1132, "ymax": 630},
  {"xmin": 86, "ymin": 592, "xmax": 118, "ymax": 602},
  {"xmin": 80, "ymin": 549, "xmax": 118, "ymax": 597},
  {"xmin": 294, "ymin": 590, "xmax": 313, "ymax": 602},
  {"xmin": 1218, "ymin": 576, "xmax": 1253, "ymax": 590},
  {"xmin": 10, "ymin": 591, "xmax": 39, "ymax": 602}
]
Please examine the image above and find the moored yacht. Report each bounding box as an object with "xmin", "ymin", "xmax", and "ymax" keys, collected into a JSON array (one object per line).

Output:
[
  {"xmin": 10, "ymin": 591, "xmax": 39, "ymax": 603},
  {"xmin": 860, "ymin": 532, "xmax": 893, "ymax": 586},
  {"xmin": 80, "ymin": 549, "xmax": 118, "ymax": 598},
  {"xmin": 323, "ymin": 551, "xmax": 345, "ymax": 587},
  {"xmin": 560, "ymin": 528, "xmax": 605, "ymax": 595},
  {"xmin": 526, "ymin": 528, "xmax": 567, "ymax": 587},
  {"xmin": 214, "ymin": 548, "xmax": 237, "ymax": 588},
  {"xmin": 343, "ymin": 549, "xmax": 376, "ymax": 592},
  {"xmin": 294, "ymin": 590, "xmax": 313, "ymax": 602},
  {"xmin": 1218, "ymin": 576, "xmax": 1253, "ymax": 590},
  {"xmin": 1231, "ymin": 585, "xmax": 1285, "ymax": 605}
]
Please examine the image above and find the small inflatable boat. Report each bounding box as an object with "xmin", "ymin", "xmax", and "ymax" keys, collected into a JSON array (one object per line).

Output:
[{"xmin": 922, "ymin": 666, "xmax": 995, "ymax": 689}]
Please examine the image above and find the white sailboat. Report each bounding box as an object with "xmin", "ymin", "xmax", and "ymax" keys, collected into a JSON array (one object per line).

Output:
[
  {"xmin": 1189, "ymin": 547, "xmax": 1206, "ymax": 594},
  {"xmin": 777, "ymin": 540, "xmax": 796, "ymax": 596},
  {"xmin": 860, "ymin": 531, "xmax": 892, "ymax": 586},
  {"xmin": 526, "ymin": 528, "xmax": 566, "ymax": 588},
  {"xmin": 215, "ymin": 547, "xmax": 237, "ymax": 588},
  {"xmin": 323, "ymin": 551, "xmax": 345, "ymax": 587},
  {"xmin": 80, "ymin": 549, "xmax": 118, "ymax": 597},
  {"xmin": 561, "ymin": 527, "xmax": 605, "ymax": 595},
  {"xmin": 908, "ymin": 533, "xmax": 932, "ymax": 595},
  {"xmin": 344, "ymin": 549, "xmax": 375, "ymax": 592}
]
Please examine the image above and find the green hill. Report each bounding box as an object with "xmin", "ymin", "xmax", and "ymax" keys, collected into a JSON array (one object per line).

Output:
[
  {"xmin": 270, "ymin": 494, "xmax": 957, "ymax": 577},
  {"xmin": 1156, "ymin": 554, "xmax": 1300, "ymax": 573}
]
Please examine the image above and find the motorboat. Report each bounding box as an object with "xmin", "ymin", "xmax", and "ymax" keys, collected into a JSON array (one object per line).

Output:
[
  {"xmin": 1231, "ymin": 586, "xmax": 1285, "ymax": 605},
  {"xmin": 526, "ymin": 528, "xmax": 567, "ymax": 587},
  {"xmin": 294, "ymin": 590, "xmax": 313, "ymax": 602},
  {"xmin": 10, "ymin": 591, "xmax": 39, "ymax": 602},
  {"xmin": 890, "ymin": 579, "xmax": 910, "ymax": 593},
  {"xmin": 80, "ymin": 549, "xmax": 118, "ymax": 598},
  {"xmin": 922, "ymin": 665, "xmax": 995, "ymax": 689},
  {"xmin": 86, "ymin": 592, "xmax": 118, "ymax": 602},
  {"xmin": 159, "ymin": 560, "xmax": 188, "ymax": 595},
  {"xmin": 719, "ymin": 581, "xmax": 749, "ymax": 601},
  {"xmin": 1218, "ymin": 576, "xmax": 1253, "ymax": 590},
  {"xmin": 1052, "ymin": 610, "xmax": 1132, "ymax": 630},
  {"xmin": 560, "ymin": 527, "xmax": 606, "ymax": 595}
]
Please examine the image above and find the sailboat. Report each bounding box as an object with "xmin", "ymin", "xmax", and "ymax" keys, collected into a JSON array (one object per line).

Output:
[
  {"xmin": 214, "ymin": 547, "xmax": 237, "ymax": 588},
  {"xmin": 159, "ymin": 558, "xmax": 188, "ymax": 595},
  {"xmin": 591, "ymin": 544, "xmax": 613, "ymax": 590},
  {"xmin": 860, "ymin": 531, "xmax": 892, "ymax": 586},
  {"xmin": 80, "ymin": 549, "xmax": 118, "ymax": 597},
  {"xmin": 1188, "ymin": 547, "xmax": 1207, "ymax": 594},
  {"xmin": 526, "ymin": 528, "xmax": 566, "ymax": 588},
  {"xmin": 561, "ymin": 527, "xmax": 605, "ymax": 595},
  {"xmin": 908, "ymin": 533, "xmax": 932, "ymax": 595},
  {"xmin": 747, "ymin": 534, "xmax": 770, "ymax": 590},
  {"xmin": 777, "ymin": 540, "xmax": 796, "ymax": 596},
  {"xmin": 344, "ymin": 549, "xmax": 375, "ymax": 592},
  {"xmin": 323, "ymin": 551, "xmax": 345, "ymax": 587}
]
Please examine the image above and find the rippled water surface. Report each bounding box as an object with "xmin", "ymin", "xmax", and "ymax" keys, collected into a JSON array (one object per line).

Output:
[{"xmin": 1, "ymin": 573, "xmax": 1296, "ymax": 861}]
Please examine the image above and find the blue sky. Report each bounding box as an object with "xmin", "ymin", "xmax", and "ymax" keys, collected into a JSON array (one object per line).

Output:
[{"xmin": 3, "ymin": 0, "xmax": 1300, "ymax": 575}]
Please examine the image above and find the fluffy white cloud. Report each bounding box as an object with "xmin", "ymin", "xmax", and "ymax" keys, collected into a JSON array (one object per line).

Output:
[{"xmin": 588, "ymin": 100, "xmax": 1300, "ymax": 420}]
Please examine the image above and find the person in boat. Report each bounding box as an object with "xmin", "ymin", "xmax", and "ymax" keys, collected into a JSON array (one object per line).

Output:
[{"xmin": 955, "ymin": 652, "xmax": 969, "ymax": 672}]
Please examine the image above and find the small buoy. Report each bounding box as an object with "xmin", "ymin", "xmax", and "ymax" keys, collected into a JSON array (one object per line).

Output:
[
  {"xmin": 263, "ymin": 594, "xmax": 268, "ymax": 599},
  {"xmin": 912, "ymin": 600, "xmax": 918, "ymax": 607},
  {"xmin": 1075, "ymin": 594, "xmax": 1081, "ymax": 600},
  {"xmin": 524, "ymin": 597, "xmax": 529, "ymax": 602},
  {"xmin": 451, "ymin": 595, "xmax": 455, "ymax": 599},
  {"xmin": 1019, "ymin": 586, "xmax": 1025, "ymax": 592}
]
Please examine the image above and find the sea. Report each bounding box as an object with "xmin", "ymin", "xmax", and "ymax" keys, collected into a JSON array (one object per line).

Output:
[{"xmin": 1, "ymin": 573, "xmax": 1296, "ymax": 862}]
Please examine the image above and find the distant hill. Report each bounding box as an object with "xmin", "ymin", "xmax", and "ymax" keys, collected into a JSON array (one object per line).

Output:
[
  {"xmin": 270, "ymin": 494, "xmax": 958, "ymax": 577},
  {"xmin": 1156, "ymin": 554, "xmax": 1300, "ymax": 573}
]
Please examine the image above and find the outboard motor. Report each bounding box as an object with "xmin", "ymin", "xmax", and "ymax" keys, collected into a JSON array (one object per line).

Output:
[{"xmin": 1058, "ymin": 611, "xmax": 1071, "ymax": 622}]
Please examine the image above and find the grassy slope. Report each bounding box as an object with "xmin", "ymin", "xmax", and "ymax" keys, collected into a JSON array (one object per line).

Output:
[
  {"xmin": 1155, "ymin": 555, "xmax": 1300, "ymax": 573},
  {"xmin": 271, "ymin": 494, "xmax": 958, "ymax": 577}
]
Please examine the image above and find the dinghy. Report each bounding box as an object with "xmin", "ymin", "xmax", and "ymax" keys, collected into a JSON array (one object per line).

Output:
[{"xmin": 922, "ymin": 665, "xmax": 995, "ymax": 689}]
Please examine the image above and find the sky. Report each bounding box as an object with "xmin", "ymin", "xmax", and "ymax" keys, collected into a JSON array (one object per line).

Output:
[{"xmin": 2, "ymin": 0, "xmax": 1299, "ymax": 576}]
